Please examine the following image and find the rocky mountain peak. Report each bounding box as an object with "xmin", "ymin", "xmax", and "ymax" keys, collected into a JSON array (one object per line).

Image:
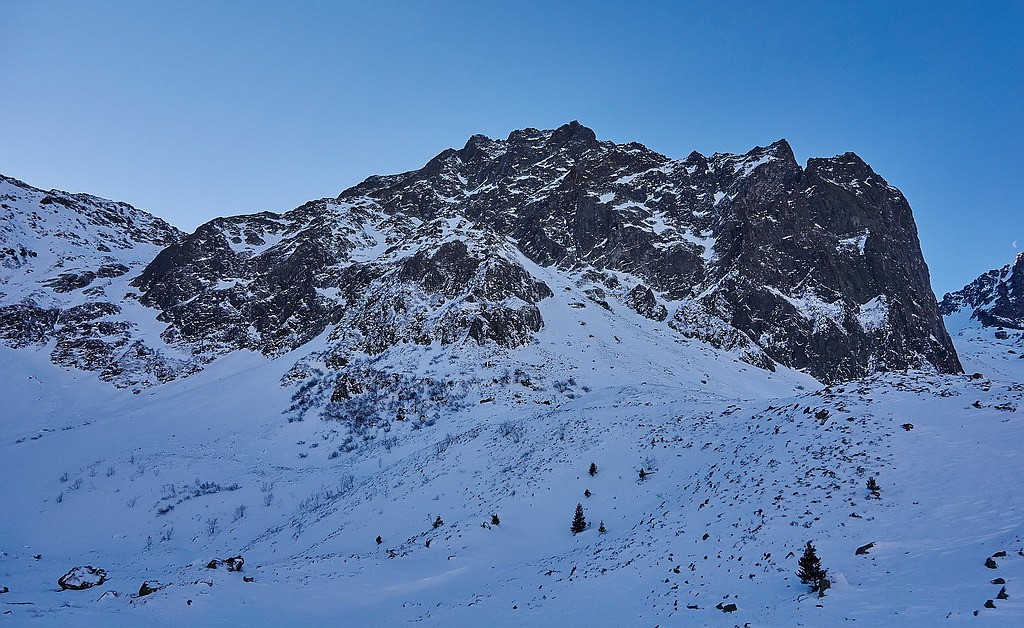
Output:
[
  {"xmin": 0, "ymin": 124, "xmax": 963, "ymax": 386},
  {"xmin": 122, "ymin": 124, "xmax": 961, "ymax": 383},
  {"xmin": 941, "ymin": 252, "xmax": 1024, "ymax": 329}
]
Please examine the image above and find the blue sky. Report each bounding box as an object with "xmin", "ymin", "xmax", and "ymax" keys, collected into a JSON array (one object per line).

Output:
[{"xmin": 1, "ymin": 1, "xmax": 1020, "ymax": 295}]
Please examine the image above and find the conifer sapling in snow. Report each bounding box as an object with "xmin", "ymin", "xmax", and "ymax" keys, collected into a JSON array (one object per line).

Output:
[
  {"xmin": 584, "ymin": 488, "xmax": 592, "ymax": 498},
  {"xmin": 796, "ymin": 541, "xmax": 830, "ymax": 597},
  {"xmin": 491, "ymin": 514, "xmax": 500, "ymax": 526},
  {"xmin": 589, "ymin": 462, "xmax": 598, "ymax": 477},
  {"xmin": 598, "ymin": 521, "xmax": 606, "ymax": 534},
  {"xmin": 866, "ymin": 476, "xmax": 881, "ymax": 496},
  {"xmin": 433, "ymin": 515, "xmax": 443, "ymax": 529},
  {"xmin": 571, "ymin": 503, "xmax": 587, "ymax": 534}
]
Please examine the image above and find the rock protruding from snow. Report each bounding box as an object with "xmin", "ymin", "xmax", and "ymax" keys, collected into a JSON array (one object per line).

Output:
[
  {"xmin": 58, "ymin": 566, "xmax": 107, "ymax": 590},
  {"xmin": 206, "ymin": 555, "xmax": 244, "ymax": 572},
  {"xmin": 625, "ymin": 284, "xmax": 668, "ymax": 321}
]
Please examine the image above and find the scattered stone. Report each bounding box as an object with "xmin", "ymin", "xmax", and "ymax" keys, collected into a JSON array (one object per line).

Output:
[
  {"xmin": 984, "ymin": 599, "xmax": 996, "ymax": 609},
  {"xmin": 992, "ymin": 578, "xmax": 1006, "ymax": 585},
  {"xmin": 986, "ymin": 557, "xmax": 999, "ymax": 569},
  {"xmin": 715, "ymin": 602, "xmax": 738, "ymax": 613},
  {"xmin": 58, "ymin": 566, "xmax": 107, "ymax": 590},
  {"xmin": 997, "ymin": 587, "xmax": 1009, "ymax": 600},
  {"xmin": 992, "ymin": 551, "xmax": 1007, "ymax": 558},
  {"xmin": 855, "ymin": 542, "xmax": 875, "ymax": 555},
  {"xmin": 243, "ymin": 576, "xmax": 254, "ymax": 583},
  {"xmin": 137, "ymin": 581, "xmax": 163, "ymax": 597},
  {"xmin": 901, "ymin": 423, "xmax": 914, "ymax": 431}
]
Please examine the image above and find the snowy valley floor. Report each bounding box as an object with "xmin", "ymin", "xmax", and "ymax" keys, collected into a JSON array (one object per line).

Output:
[{"xmin": 1, "ymin": 326, "xmax": 1023, "ymax": 626}]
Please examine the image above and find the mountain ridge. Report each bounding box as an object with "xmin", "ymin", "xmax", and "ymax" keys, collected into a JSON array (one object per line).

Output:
[
  {"xmin": 941, "ymin": 252, "xmax": 1024, "ymax": 330},
  {"xmin": 1, "ymin": 122, "xmax": 961, "ymax": 388},
  {"xmin": 5, "ymin": 125, "xmax": 1024, "ymax": 627}
]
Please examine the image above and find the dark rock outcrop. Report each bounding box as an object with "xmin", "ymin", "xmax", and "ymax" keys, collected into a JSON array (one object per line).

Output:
[
  {"xmin": 58, "ymin": 566, "xmax": 107, "ymax": 590},
  {"xmin": 206, "ymin": 555, "xmax": 244, "ymax": 572}
]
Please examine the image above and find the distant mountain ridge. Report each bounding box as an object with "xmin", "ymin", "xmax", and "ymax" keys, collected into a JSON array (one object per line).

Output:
[
  {"xmin": 0, "ymin": 174, "xmax": 186, "ymax": 387},
  {"xmin": 0, "ymin": 122, "xmax": 962, "ymax": 385},
  {"xmin": 941, "ymin": 253, "xmax": 1024, "ymax": 330}
]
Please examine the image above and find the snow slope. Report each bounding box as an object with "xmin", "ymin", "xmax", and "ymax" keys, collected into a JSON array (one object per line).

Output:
[{"xmin": 0, "ymin": 281, "xmax": 1021, "ymax": 625}]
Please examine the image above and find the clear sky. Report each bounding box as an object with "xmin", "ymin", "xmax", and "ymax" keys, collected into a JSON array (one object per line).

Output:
[{"xmin": 1, "ymin": 1, "xmax": 1020, "ymax": 295}]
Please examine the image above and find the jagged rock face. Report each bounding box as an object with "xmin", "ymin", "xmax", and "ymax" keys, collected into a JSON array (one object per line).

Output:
[
  {"xmin": 1, "ymin": 122, "xmax": 961, "ymax": 385},
  {"xmin": 131, "ymin": 122, "xmax": 960, "ymax": 383},
  {"xmin": 941, "ymin": 253, "xmax": 1024, "ymax": 329},
  {"xmin": 132, "ymin": 198, "xmax": 553, "ymax": 358}
]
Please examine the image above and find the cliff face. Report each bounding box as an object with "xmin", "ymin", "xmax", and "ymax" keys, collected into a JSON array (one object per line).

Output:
[
  {"xmin": 133, "ymin": 122, "xmax": 959, "ymax": 382},
  {"xmin": 0, "ymin": 122, "xmax": 961, "ymax": 384}
]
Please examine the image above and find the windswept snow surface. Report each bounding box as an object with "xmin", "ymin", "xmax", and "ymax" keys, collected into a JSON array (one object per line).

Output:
[{"xmin": 0, "ymin": 294, "xmax": 1022, "ymax": 625}]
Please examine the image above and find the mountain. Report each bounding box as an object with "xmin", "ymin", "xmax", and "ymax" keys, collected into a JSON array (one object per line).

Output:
[
  {"xmin": 941, "ymin": 252, "xmax": 1024, "ymax": 330},
  {"xmin": 0, "ymin": 174, "xmax": 188, "ymax": 388},
  {"xmin": 7, "ymin": 125, "xmax": 1015, "ymax": 626},
  {"xmin": 129, "ymin": 121, "xmax": 960, "ymax": 387},
  {"xmin": 0, "ymin": 292, "xmax": 1020, "ymax": 625}
]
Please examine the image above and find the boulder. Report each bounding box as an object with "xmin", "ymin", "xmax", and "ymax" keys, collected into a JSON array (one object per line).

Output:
[
  {"xmin": 58, "ymin": 566, "xmax": 107, "ymax": 590},
  {"xmin": 855, "ymin": 542, "xmax": 875, "ymax": 555},
  {"xmin": 206, "ymin": 555, "xmax": 244, "ymax": 572}
]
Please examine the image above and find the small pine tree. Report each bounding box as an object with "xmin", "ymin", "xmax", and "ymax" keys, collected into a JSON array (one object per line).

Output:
[
  {"xmin": 571, "ymin": 503, "xmax": 587, "ymax": 534},
  {"xmin": 598, "ymin": 521, "xmax": 606, "ymax": 534},
  {"xmin": 433, "ymin": 515, "xmax": 443, "ymax": 529},
  {"xmin": 638, "ymin": 468, "xmax": 648, "ymax": 481},
  {"xmin": 584, "ymin": 488, "xmax": 592, "ymax": 498},
  {"xmin": 866, "ymin": 477, "xmax": 881, "ymax": 493},
  {"xmin": 797, "ymin": 541, "xmax": 829, "ymax": 596},
  {"xmin": 491, "ymin": 513, "xmax": 500, "ymax": 526},
  {"xmin": 589, "ymin": 462, "xmax": 598, "ymax": 477}
]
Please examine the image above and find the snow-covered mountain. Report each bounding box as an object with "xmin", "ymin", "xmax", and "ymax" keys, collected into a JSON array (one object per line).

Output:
[
  {"xmin": 6, "ymin": 125, "xmax": 1022, "ymax": 626},
  {"xmin": 942, "ymin": 252, "xmax": 1024, "ymax": 331},
  {"xmin": 132, "ymin": 122, "xmax": 961, "ymax": 385},
  {"xmin": 0, "ymin": 174, "xmax": 187, "ymax": 388},
  {"xmin": 1, "ymin": 301, "xmax": 1020, "ymax": 625},
  {"xmin": 1, "ymin": 123, "xmax": 962, "ymax": 394},
  {"xmin": 940, "ymin": 253, "xmax": 1024, "ymax": 384}
]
